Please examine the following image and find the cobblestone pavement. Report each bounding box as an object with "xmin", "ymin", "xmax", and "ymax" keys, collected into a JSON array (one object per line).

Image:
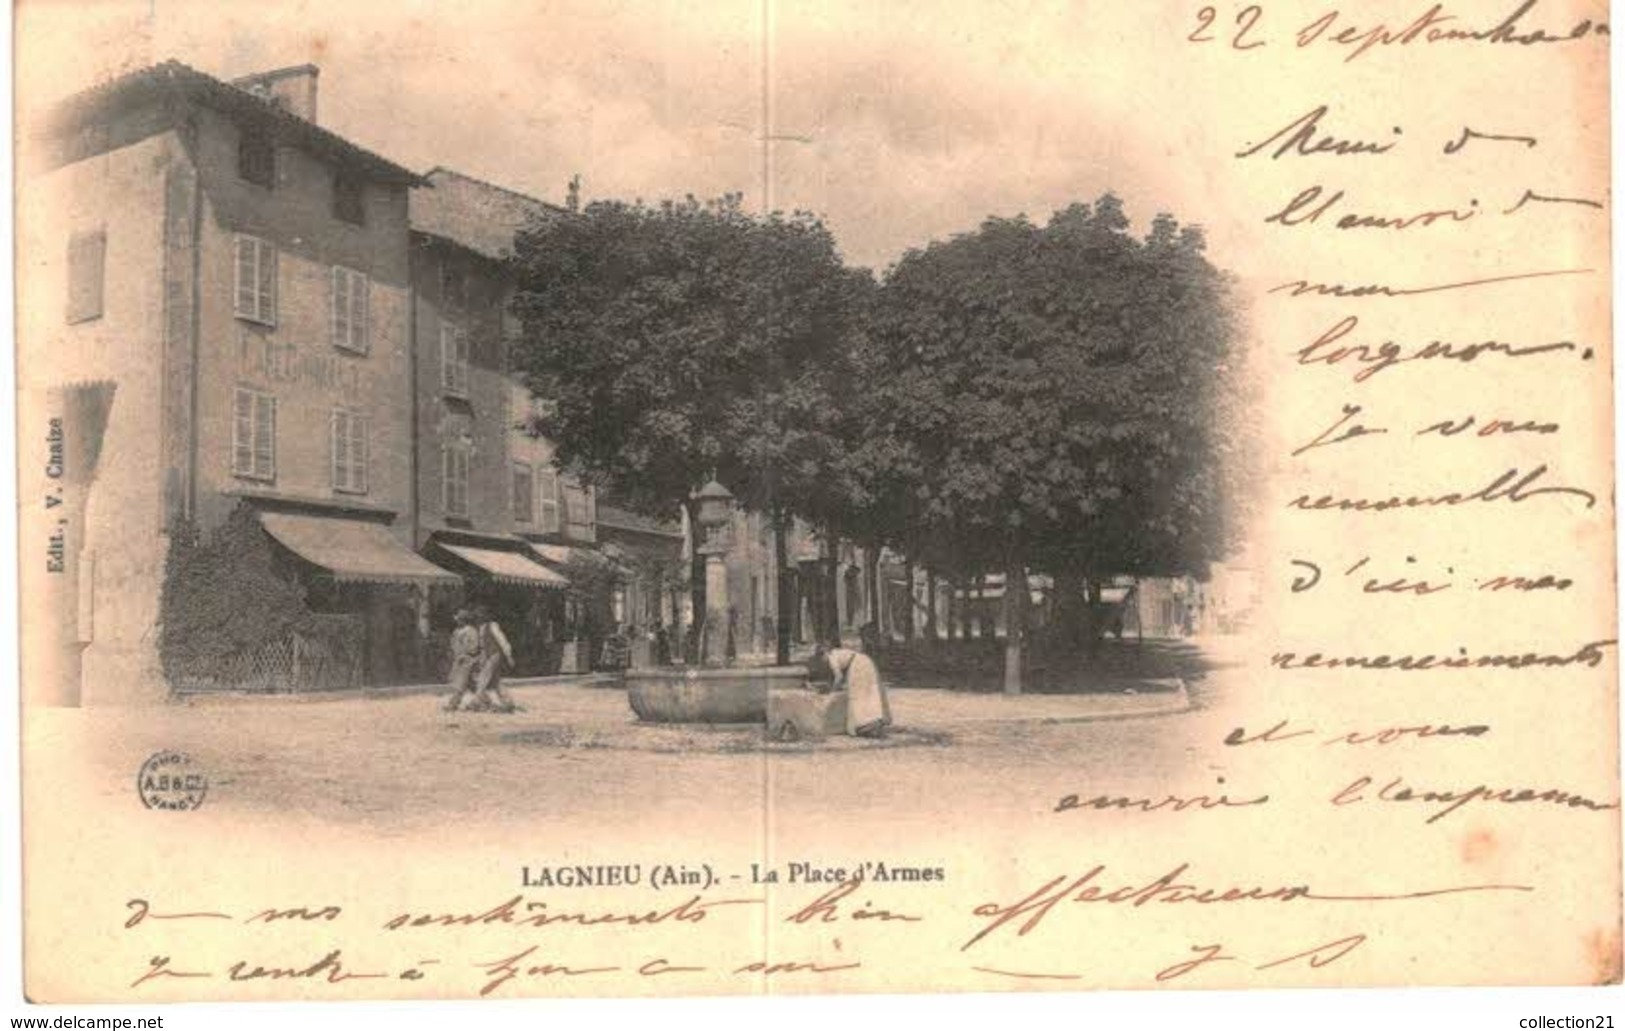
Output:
[{"xmin": 47, "ymin": 638, "xmax": 1251, "ymax": 837}]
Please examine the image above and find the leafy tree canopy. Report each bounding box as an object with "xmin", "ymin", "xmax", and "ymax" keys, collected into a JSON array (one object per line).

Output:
[
  {"xmin": 509, "ymin": 194, "xmax": 869, "ymax": 527},
  {"xmin": 856, "ymin": 194, "xmax": 1250, "ymax": 580}
]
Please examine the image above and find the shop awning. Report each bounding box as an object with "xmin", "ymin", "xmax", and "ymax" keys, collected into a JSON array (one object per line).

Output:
[
  {"xmin": 439, "ymin": 544, "xmax": 569, "ymax": 589},
  {"xmin": 260, "ymin": 512, "xmax": 460, "ymax": 586},
  {"xmin": 529, "ymin": 542, "xmax": 625, "ymax": 574}
]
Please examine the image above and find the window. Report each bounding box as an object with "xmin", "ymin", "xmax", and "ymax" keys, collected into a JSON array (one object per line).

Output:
[
  {"xmin": 512, "ymin": 462, "xmax": 535, "ymax": 524},
  {"xmin": 234, "ymin": 235, "xmax": 277, "ymax": 325},
  {"xmin": 238, "ymin": 125, "xmax": 276, "ymax": 187},
  {"xmin": 331, "ymin": 267, "xmax": 369, "ymax": 353},
  {"xmin": 66, "ymin": 230, "xmax": 106, "ymax": 324},
  {"xmin": 440, "ymin": 322, "xmax": 469, "ymax": 396},
  {"xmin": 538, "ymin": 470, "xmax": 560, "ymax": 533},
  {"xmin": 232, "ymin": 388, "xmax": 276, "ymax": 480},
  {"xmin": 442, "ymin": 443, "xmax": 470, "ymax": 518},
  {"xmin": 333, "ymin": 172, "xmax": 365, "ymax": 225},
  {"xmin": 330, "ymin": 409, "xmax": 369, "ymax": 494},
  {"xmin": 565, "ymin": 483, "xmax": 596, "ymax": 531}
]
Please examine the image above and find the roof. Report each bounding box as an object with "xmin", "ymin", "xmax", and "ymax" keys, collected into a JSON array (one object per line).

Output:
[
  {"xmin": 49, "ymin": 60, "xmax": 424, "ymax": 186},
  {"xmin": 259, "ymin": 512, "xmax": 459, "ymax": 586},
  {"xmin": 410, "ymin": 166, "xmax": 565, "ymax": 262},
  {"xmin": 596, "ymin": 504, "xmax": 683, "ymax": 539}
]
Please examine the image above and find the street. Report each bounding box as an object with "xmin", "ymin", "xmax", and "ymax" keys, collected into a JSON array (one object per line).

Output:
[{"xmin": 55, "ymin": 639, "xmax": 1249, "ymax": 837}]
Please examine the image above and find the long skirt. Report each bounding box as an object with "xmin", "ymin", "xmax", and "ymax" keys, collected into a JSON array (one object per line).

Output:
[{"xmin": 843, "ymin": 653, "xmax": 892, "ymax": 734}]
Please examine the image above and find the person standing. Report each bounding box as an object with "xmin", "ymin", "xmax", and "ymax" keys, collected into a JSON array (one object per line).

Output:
[
  {"xmin": 471, "ymin": 606, "xmax": 520, "ymax": 713},
  {"xmin": 442, "ymin": 608, "xmax": 483, "ymax": 712}
]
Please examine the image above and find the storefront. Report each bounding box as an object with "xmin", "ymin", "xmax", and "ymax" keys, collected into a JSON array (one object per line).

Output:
[
  {"xmin": 425, "ymin": 532, "xmax": 571, "ymax": 677},
  {"xmin": 257, "ymin": 510, "xmax": 461, "ymax": 687}
]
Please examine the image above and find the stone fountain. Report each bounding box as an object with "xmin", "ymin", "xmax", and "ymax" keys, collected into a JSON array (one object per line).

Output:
[{"xmin": 625, "ymin": 479, "xmax": 808, "ymax": 724}]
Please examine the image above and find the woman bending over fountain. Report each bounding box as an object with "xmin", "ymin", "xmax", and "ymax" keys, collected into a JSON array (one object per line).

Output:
[{"xmin": 810, "ymin": 643, "xmax": 892, "ymax": 738}]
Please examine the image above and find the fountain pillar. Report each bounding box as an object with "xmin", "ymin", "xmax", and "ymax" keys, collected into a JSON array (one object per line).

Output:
[{"xmin": 693, "ymin": 479, "xmax": 737, "ymax": 666}]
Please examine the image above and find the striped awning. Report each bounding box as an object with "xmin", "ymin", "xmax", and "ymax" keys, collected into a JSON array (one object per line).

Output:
[
  {"xmin": 260, "ymin": 512, "xmax": 460, "ymax": 586},
  {"xmin": 439, "ymin": 544, "xmax": 569, "ymax": 588}
]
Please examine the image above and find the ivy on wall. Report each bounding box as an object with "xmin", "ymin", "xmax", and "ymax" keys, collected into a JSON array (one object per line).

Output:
[{"xmin": 158, "ymin": 503, "xmax": 323, "ymax": 686}]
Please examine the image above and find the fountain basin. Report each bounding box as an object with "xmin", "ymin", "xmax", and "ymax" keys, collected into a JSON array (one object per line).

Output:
[{"xmin": 626, "ymin": 665, "xmax": 810, "ymax": 723}]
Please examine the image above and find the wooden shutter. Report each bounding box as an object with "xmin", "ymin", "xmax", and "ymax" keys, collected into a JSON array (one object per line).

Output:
[
  {"xmin": 352, "ymin": 275, "xmax": 369, "ymax": 352},
  {"xmin": 443, "ymin": 445, "xmax": 466, "ymax": 515},
  {"xmin": 332, "ymin": 268, "xmax": 351, "ymax": 347},
  {"xmin": 441, "ymin": 324, "xmax": 457, "ymax": 392},
  {"xmin": 539, "ymin": 471, "xmax": 559, "ymax": 532},
  {"xmin": 513, "ymin": 464, "xmax": 533, "ymax": 523},
  {"xmin": 455, "ymin": 329, "xmax": 468, "ymax": 393},
  {"xmin": 233, "ymin": 389, "xmax": 254, "ymax": 475},
  {"xmin": 235, "ymin": 238, "xmax": 257, "ymax": 318},
  {"xmin": 350, "ymin": 414, "xmax": 368, "ymax": 492},
  {"xmin": 440, "ymin": 446, "xmax": 451, "ymax": 512},
  {"xmin": 252, "ymin": 393, "xmax": 276, "ymax": 478},
  {"xmin": 257, "ymin": 242, "xmax": 277, "ymax": 325}
]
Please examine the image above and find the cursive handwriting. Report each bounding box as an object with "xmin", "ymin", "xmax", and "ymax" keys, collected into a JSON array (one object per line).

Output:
[
  {"xmin": 1331, "ymin": 775, "xmax": 1620, "ymax": 824},
  {"xmin": 1288, "ymin": 465, "xmax": 1596, "ymax": 513},
  {"xmin": 1271, "ymin": 267, "xmax": 1592, "ymax": 300},
  {"xmin": 962, "ymin": 863, "xmax": 1530, "ymax": 950},
  {"xmin": 1270, "ymin": 638, "xmax": 1615, "ymax": 672},
  {"xmin": 1295, "ymin": 315, "xmax": 1589, "ymax": 382},
  {"xmin": 1504, "ymin": 189, "xmax": 1606, "ymax": 214},
  {"xmin": 381, "ymin": 893, "xmax": 762, "ymax": 931},
  {"xmin": 1053, "ymin": 787, "xmax": 1270, "ymax": 814},
  {"xmin": 1297, "ymin": 1, "xmax": 1608, "ymax": 63},
  {"xmin": 1226, "ymin": 719, "xmax": 1491, "ymax": 747},
  {"xmin": 1265, "ymin": 185, "xmax": 1478, "ymax": 230},
  {"xmin": 784, "ymin": 879, "xmax": 924, "ymax": 924},
  {"xmin": 1288, "ymin": 556, "xmax": 1573, "ymax": 597},
  {"xmin": 1444, "ymin": 126, "xmax": 1539, "ymax": 154},
  {"xmin": 1236, "ymin": 104, "xmax": 1401, "ymax": 159}
]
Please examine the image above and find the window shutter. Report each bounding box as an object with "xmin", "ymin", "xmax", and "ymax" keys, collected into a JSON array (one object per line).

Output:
[
  {"xmin": 253, "ymin": 394, "xmax": 276, "ymax": 478},
  {"xmin": 353, "ymin": 276, "xmax": 369, "ymax": 352},
  {"xmin": 258, "ymin": 243, "xmax": 278, "ymax": 325},
  {"xmin": 331, "ymin": 410, "xmax": 346, "ymax": 489},
  {"xmin": 441, "ymin": 325, "xmax": 454, "ymax": 391},
  {"xmin": 351, "ymin": 415, "xmax": 368, "ymax": 493},
  {"xmin": 539, "ymin": 471, "xmax": 559, "ymax": 532},
  {"xmin": 513, "ymin": 464, "xmax": 534, "ymax": 523},
  {"xmin": 235, "ymin": 238, "xmax": 256, "ymax": 318},
  {"xmin": 440, "ymin": 446, "xmax": 450, "ymax": 511},
  {"xmin": 332, "ymin": 268, "xmax": 350, "ymax": 347},
  {"xmin": 454, "ymin": 330, "xmax": 466, "ymax": 393},
  {"xmin": 233, "ymin": 389, "xmax": 253, "ymax": 475}
]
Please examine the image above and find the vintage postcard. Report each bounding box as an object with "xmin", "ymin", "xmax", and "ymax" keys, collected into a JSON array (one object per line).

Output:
[{"xmin": 13, "ymin": 0, "xmax": 1620, "ymax": 1005}]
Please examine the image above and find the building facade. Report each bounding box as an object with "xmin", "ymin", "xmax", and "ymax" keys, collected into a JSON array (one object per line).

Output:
[{"xmin": 24, "ymin": 61, "xmax": 464, "ymax": 704}]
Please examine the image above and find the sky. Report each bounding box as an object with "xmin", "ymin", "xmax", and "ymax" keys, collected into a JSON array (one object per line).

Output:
[{"xmin": 17, "ymin": 0, "xmax": 1221, "ymax": 273}]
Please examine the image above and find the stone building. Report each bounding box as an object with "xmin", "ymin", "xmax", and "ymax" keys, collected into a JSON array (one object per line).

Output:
[
  {"xmin": 23, "ymin": 61, "xmax": 461, "ymax": 704},
  {"xmin": 406, "ymin": 166, "xmax": 583, "ymax": 675}
]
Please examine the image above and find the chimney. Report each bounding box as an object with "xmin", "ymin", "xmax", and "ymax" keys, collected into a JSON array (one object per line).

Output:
[{"xmin": 231, "ymin": 64, "xmax": 320, "ymax": 123}]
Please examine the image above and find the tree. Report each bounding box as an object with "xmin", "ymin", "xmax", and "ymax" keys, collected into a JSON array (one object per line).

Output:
[
  {"xmin": 508, "ymin": 195, "xmax": 867, "ymax": 663},
  {"xmin": 863, "ymin": 194, "xmax": 1247, "ymax": 692}
]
